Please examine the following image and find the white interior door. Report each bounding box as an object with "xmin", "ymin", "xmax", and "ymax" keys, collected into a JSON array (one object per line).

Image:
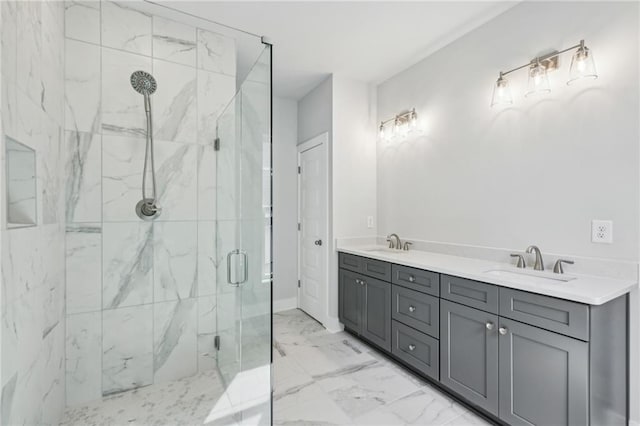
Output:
[{"xmin": 298, "ymin": 134, "xmax": 328, "ymax": 323}]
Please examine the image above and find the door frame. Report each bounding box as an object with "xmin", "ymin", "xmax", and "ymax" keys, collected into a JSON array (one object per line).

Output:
[{"xmin": 297, "ymin": 132, "xmax": 330, "ymax": 325}]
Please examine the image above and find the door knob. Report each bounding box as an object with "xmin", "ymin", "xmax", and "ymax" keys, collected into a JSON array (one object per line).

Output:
[
  {"xmin": 499, "ymin": 327, "xmax": 508, "ymax": 335},
  {"xmin": 314, "ymin": 239, "xmax": 322, "ymax": 246}
]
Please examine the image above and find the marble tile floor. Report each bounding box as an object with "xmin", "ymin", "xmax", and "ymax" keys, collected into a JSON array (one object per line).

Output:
[{"xmin": 60, "ymin": 309, "xmax": 493, "ymax": 425}]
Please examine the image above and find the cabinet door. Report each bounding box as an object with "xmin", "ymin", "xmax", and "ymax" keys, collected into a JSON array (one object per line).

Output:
[
  {"xmin": 339, "ymin": 269, "xmax": 363, "ymax": 333},
  {"xmin": 440, "ymin": 300, "xmax": 499, "ymax": 415},
  {"xmin": 498, "ymin": 317, "xmax": 588, "ymax": 426},
  {"xmin": 361, "ymin": 275, "xmax": 392, "ymax": 352}
]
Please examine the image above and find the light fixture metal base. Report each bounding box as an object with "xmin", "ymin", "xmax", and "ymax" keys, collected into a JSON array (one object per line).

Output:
[{"xmin": 532, "ymin": 51, "xmax": 559, "ymax": 72}]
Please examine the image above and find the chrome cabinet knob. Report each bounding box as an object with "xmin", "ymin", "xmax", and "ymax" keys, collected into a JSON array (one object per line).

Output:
[
  {"xmin": 408, "ymin": 275, "xmax": 416, "ymax": 283},
  {"xmin": 408, "ymin": 344, "xmax": 416, "ymax": 351},
  {"xmin": 408, "ymin": 306, "xmax": 416, "ymax": 313},
  {"xmin": 486, "ymin": 322, "xmax": 494, "ymax": 331},
  {"xmin": 360, "ymin": 280, "xmax": 366, "ymax": 286},
  {"xmin": 499, "ymin": 327, "xmax": 508, "ymax": 335}
]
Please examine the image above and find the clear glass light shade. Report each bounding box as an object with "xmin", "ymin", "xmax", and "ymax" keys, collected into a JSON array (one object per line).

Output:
[
  {"xmin": 491, "ymin": 76, "xmax": 513, "ymax": 107},
  {"xmin": 567, "ymin": 46, "xmax": 597, "ymax": 85},
  {"xmin": 409, "ymin": 111, "xmax": 418, "ymax": 129},
  {"xmin": 525, "ymin": 62, "xmax": 551, "ymax": 97},
  {"xmin": 378, "ymin": 123, "xmax": 385, "ymax": 140}
]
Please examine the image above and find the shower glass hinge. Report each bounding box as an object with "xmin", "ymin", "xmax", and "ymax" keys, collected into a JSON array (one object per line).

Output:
[
  {"xmin": 298, "ymin": 223, "xmax": 301, "ymax": 231},
  {"xmin": 298, "ymin": 166, "xmax": 301, "ymax": 174},
  {"xmin": 214, "ymin": 137, "xmax": 220, "ymax": 151},
  {"xmin": 298, "ymin": 280, "xmax": 301, "ymax": 288},
  {"xmin": 214, "ymin": 335, "xmax": 220, "ymax": 351}
]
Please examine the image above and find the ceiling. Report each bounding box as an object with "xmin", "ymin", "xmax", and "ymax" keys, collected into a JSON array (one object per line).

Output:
[{"xmin": 162, "ymin": 1, "xmax": 518, "ymax": 99}]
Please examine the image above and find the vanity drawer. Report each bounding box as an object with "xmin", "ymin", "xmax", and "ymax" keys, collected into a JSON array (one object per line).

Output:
[
  {"xmin": 441, "ymin": 275, "xmax": 499, "ymax": 314},
  {"xmin": 392, "ymin": 320, "xmax": 439, "ymax": 380},
  {"xmin": 392, "ymin": 285, "xmax": 439, "ymax": 338},
  {"xmin": 339, "ymin": 253, "xmax": 362, "ymax": 273},
  {"xmin": 499, "ymin": 288, "xmax": 589, "ymax": 341},
  {"xmin": 361, "ymin": 257, "xmax": 392, "ymax": 281},
  {"xmin": 392, "ymin": 264, "xmax": 439, "ymax": 296}
]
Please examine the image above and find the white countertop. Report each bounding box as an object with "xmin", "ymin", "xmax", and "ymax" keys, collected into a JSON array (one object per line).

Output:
[{"xmin": 338, "ymin": 245, "xmax": 637, "ymax": 305}]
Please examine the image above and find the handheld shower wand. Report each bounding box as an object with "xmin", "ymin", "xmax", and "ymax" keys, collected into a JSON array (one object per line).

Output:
[{"xmin": 130, "ymin": 71, "xmax": 161, "ymax": 220}]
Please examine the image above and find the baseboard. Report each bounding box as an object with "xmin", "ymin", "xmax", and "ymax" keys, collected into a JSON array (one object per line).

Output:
[
  {"xmin": 273, "ymin": 297, "xmax": 297, "ymax": 313},
  {"xmin": 629, "ymin": 418, "xmax": 640, "ymax": 426},
  {"xmin": 323, "ymin": 316, "xmax": 343, "ymax": 333}
]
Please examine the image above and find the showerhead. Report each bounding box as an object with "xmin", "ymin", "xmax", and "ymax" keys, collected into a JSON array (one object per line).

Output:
[{"xmin": 130, "ymin": 71, "xmax": 157, "ymax": 95}]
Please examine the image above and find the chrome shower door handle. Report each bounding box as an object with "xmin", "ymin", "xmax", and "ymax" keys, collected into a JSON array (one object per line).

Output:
[
  {"xmin": 239, "ymin": 250, "xmax": 249, "ymax": 284},
  {"xmin": 227, "ymin": 249, "xmax": 241, "ymax": 286}
]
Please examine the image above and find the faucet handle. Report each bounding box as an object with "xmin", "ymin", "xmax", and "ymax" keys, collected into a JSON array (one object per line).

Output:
[
  {"xmin": 510, "ymin": 254, "xmax": 526, "ymax": 268},
  {"xmin": 403, "ymin": 242, "xmax": 413, "ymax": 251},
  {"xmin": 553, "ymin": 259, "xmax": 574, "ymax": 274},
  {"xmin": 386, "ymin": 237, "xmax": 394, "ymax": 249}
]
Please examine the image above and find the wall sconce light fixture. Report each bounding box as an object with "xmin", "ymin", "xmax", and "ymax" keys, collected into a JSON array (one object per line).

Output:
[
  {"xmin": 491, "ymin": 39, "xmax": 598, "ymax": 107},
  {"xmin": 379, "ymin": 108, "xmax": 417, "ymax": 141}
]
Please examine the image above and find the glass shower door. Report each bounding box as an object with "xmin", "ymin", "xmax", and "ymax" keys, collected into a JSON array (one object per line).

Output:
[{"xmin": 214, "ymin": 44, "xmax": 272, "ymax": 425}]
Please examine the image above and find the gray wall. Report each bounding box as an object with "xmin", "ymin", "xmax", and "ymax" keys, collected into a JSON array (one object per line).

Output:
[{"xmin": 273, "ymin": 96, "xmax": 299, "ymax": 306}]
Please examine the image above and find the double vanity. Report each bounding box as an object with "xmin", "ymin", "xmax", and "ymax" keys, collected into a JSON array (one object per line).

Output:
[{"xmin": 337, "ymin": 245, "xmax": 634, "ymax": 426}]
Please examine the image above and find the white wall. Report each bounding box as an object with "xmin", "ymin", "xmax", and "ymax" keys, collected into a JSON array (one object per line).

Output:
[
  {"xmin": 273, "ymin": 96, "xmax": 298, "ymax": 310},
  {"xmin": 376, "ymin": 1, "xmax": 639, "ymax": 422},
  {"xmin": 298, "ymin": 76, "xmax": 333, "ymax": 144}
]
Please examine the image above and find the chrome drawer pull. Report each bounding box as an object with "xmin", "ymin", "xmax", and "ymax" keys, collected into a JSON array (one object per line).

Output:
[
  {"xmin": 486, "ymin": 322, "xmax": 494, "ymax": 331},
  {"xmin": 408, "ymin": 306, "xmax": 416, "ymax": 313},
  {"xmin": 408, "ymin": 344, "xmax": 416, "ymax": 351},
  {"xmin": 499, "ymin": 327, "xmax": 508, "ymax": 335},
  {"xmin": 408, "ymin": 275, "xmax": 416, "ymax": 283}
]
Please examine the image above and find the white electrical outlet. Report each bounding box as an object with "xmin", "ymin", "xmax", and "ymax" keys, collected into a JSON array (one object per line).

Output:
[
  {"xmin": 591, "ymin": 220, "xmax": 613, "ymax": 244},
  {"xmin": 367, "ymin": 216, "xmax": 374, "ymax": 229}
]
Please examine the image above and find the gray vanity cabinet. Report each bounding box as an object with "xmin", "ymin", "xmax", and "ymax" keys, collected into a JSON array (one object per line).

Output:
[
  {"xmin": 440, "ymin": 299, "xmax": 499, "ymax": 415},
  {"xmin": 338, "ymin": 266, "xmax": 391, "ymax": 351},
  {"xmin": 498, "ymin": 317, "xmax": 588, "ymax": 426}
]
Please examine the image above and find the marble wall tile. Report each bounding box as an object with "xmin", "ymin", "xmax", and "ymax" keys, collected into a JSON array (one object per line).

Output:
[
  {"xmin": 198, "ymin": 145, "xmax": 216, "ymax": 220},
  {"xmin": 65, "ymin": 39, "xmax": 101, "ymax": 133},
  {"xmin": 196, "ymin": 29, "xmax": 236, "ymax": 76},
  {"xmin": 40, "ymin": 116, "xmax": 64, "ymax": 225},
  {"xmin": 65, "ymin": 131, "xmax": 102, "ymax": 223},
  {"xmin": 197, "ymin": 70, "xmax": 236, "ymax": 145},
  {"xmin": 65, "ymin": 1, "xmax": 101, "ymax": 44},
  {"xmin": 66, "ymin": 312, "xmax": 102, "ymax": 406},
  {"xmin": 197, "ymin": 221, "xmax": 216, "ymax": 297},
  {"xmin": 102, "ymin": 222, "xmax": 153, "ymax": 309},
  {"xmin": 1, "ymin": 1, "xmax": 18, "ymax": 137},
  {"xmin": 153, "ymin": 299, "xmax": 197, "ymax": 383},
  {"xmin": 66, "ymin": 224, "xmax": 102, "ymax": 314},
  {"xmin": 153, "ymin": 221, "xmax": 197, "ymax": 302},
  {"xmin": 155, "ymin": 140, "xmax": 198, "ymax": 221},
  {"xmin": 16, "ymin": 1, "xmax": 41, "ymax": 107},
  {"xmin": 215, "ymin": 220, "xmax": 238, "ymax": 296},
  {"xmin": 103, "ymin": 304, "xmax": 153, "ymax": 395},
  {"xmin": 197, "ymin": 295, "xmax": 216, "ymax": 371},
  {"xmin": 101, "ymin": 47, "xmax": 151, "ymax": 137},
  {"xmin": 41, "ymin": 0, "xmax": 65, "ymax": 124},
  {"xmin": 101, "ymin": 1, "xmax": 151, "ymax": 56},
  {"xmin": 152, "ymin": 59, "xmax": 197, "ymax": 143},
  {"xmin": 152, "ymin": 16, "xmax": 196, "ymax": 67}
]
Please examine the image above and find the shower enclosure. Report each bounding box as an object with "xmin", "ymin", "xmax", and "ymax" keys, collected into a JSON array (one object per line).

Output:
[{"xmin": 0, "ymin": 1, "xmax": 272, "ymax": 424}]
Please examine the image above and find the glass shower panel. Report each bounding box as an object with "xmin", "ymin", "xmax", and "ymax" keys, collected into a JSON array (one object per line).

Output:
[{"xmin": 215, "ymin": 44, "xmax": 272, "ymax": 424}]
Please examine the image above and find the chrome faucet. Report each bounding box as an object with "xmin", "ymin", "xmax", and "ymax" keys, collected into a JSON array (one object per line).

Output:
[
  {"xmin": 526, "ymin": 245, "xmax": 544, "ymax": 271},
  {"xmin": 387, "ymin": 234, "xmax": 401, "ymax": 250}
]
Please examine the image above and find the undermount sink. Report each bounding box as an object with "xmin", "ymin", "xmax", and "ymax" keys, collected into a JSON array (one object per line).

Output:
[
  {"xmin": 361, "ymin": 247, "xmax": 405, "ymax": 254},
  {"xmin": 484, "ymin": 269, "xmax": 576, "ymax": 284}
]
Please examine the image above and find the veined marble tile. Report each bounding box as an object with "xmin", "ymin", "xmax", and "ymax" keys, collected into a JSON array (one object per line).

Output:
[
  {"xmin": 65, "ymin": 1, "xmax": 100, "ymax": 44},
  {"xmin": 101, "ymin": 47, "xmax": 151, "ymax": 137},
  {"xmin": 197, "ymin": 221, "xmax": 216, "ymax": 296},
  {"xmin": 65, "ymin": 131, "xmax": 102, "ymax": 223},
  {"xmin": 66, "ymin": 312, "xmax": 102, "ymax": 406},
  {"xmin": 375, "ymin": 386, "xmax": 467, "ymax": 425},
  {"xmin": 197, "ymin": 334, "xmax": 216, "ymax": 372},
  {"xmin": 16, "ymin": 0, "xmax": 41, "ymax": 107},
  {"xmin": 196, "ymin": 28, "xmax": 236, "ymax": 76},
  {"xmin": 152, "ymin": 16, "xmax": 196, "ymax": 67},
  {"xmin": 66, "ymin": 224, "xmax": 102, "ymax": 314},
  {"xmin": 197, "ymin": 295, "xmax": 216, "ymax": 370},
  {"xmin": 102, "ymin": 222, "xmax": 153, "ymax": 309},
  {"xmin": 101, "ymin": 1, "xmax": 151, "ymax": 56},
  {"xmin": 197, "ymin": 145, "xmax": 216, "ymax": 220},
  {"xmin": 197, "ymin": 70, "xmax": 236, "ymax": 145},
  {"xmin": 274, "ymin": 383, "xmax": 351, "ymax": 426},
  {"xmin": 65, "ymin": 38, "xmax": 101, "ymax": 133},
  {"xmin": 153, "ymin": 221, "xmax": 197, "ymax": 302},
  {"xmin": 152, "ymin": 59, "xmax": 197, "ymax": 143},
  {"xmin": 41, "ymin": 0, "xmax": 64, "ymax": 123},
  {"xmin": 215, "ymin": 220, "xmax": 239, "ymax": 296},
  {"xmin": 40, "ymin": 116, "xmax": 64, "ymax": 225},
  {"xmin": 15, "ymin": 92, "xmax": 42, "ymax": 154},
  {"xmin": 154, "ymin": 140, "xmax": 198, "ymax": 221},
  {"xmin": 1, "ymin": 0, "xmax": 18, "ymax": 137},
  {"xmin": 102, "ymin": 305, "xmax": 153, "ymax": 395},
  {"xmin": 153, "ymin": 299, "xmax": 197, "ymax": 383}
]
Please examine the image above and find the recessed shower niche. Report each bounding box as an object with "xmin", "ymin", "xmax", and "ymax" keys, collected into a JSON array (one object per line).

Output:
[{"xmin": 5, "ymin": 137, "xmax": 37, "ymax": 229}]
